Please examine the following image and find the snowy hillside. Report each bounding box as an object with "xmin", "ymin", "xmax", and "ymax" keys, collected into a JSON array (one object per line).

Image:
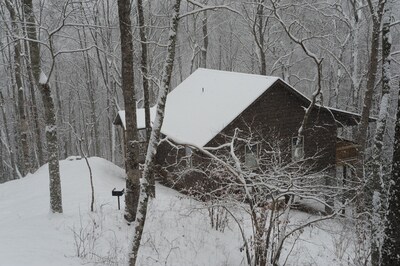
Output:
[{"xmin": 0, "ymin": 158, "xmax": 356, "ymax": 265}]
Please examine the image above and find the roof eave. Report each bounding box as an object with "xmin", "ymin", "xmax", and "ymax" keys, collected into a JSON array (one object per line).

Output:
[{"xmin": 323, "ymin": 106, "xmax": 377, "ymax": 127}]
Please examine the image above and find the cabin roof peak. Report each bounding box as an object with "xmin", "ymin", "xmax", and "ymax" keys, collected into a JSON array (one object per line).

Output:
[{"xmin": 114, "ymin": 68, "xmax": 373, "ymax": 147}]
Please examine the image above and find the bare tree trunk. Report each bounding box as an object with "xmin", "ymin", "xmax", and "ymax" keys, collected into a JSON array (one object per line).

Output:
[
  {"xmin": 137, "ymin": 0, "xmax": 151, "ymax": 141},
  {"xmin": 24, "ymin": 40, "xmax": 43, "ymax": 169},
  {"xmin": 5, "ymin": 0, "xmax": 29, "ymax": 176},
  {"xmin": 117, "ymin": 0, "xmax": 141, "ymax": 223},
  {"xmin": 78, "ymin": 138, "xmax": 95, "ymax": 212},
  {"xmin": 0, "ymin": 91, "xmax": 17, "ymax": 180},
  {"xmin": 75, "ymin": 20, "xmax": 99, "ymax": 157},
  {"xmin": 137, "ymin": 0, "xmax": 154, "ymax": 196},
  {"xmin": 271, "ymin": 1, "xmax": 331, "ymax": 214},
  {"xmin": 200, "ymin": 9, "xmax": 208, "ymax": 68},
  {"xmin": 257, "ymin": 0, "xmax": 266, "ymax": 75},
  {"xmin": 80, "ymin": 1, "xmax": 113, "ymax": 160},
  {"xmin": 369, "ymin": 1, "xmax": 392, "ymax": 264},
  {"xmin": 129, "ymin": 1, "xmax": 181, "ymax": 264},
  {"xmin": 53, "ymin": 62, "xmax": 67, "ymax": 159},
  {"xmin": 252, "ymin": 0, "xmax": 267, "ymax": 75},
  {"xmin": 22, "ymin": 0, "xmax": 44, "ymax": 166},
  {"xmin": 382, "ymin": 83, "xmax": 400, "ymax": 265},
  {"xmin": 350, "ymin": 0, "xmax": 362, "ymax": 110},
  {"xmin": 39, "ymin": 79, "xmax": 63, "ymax": 213},
  {"xmin": 22, "ymin": 0, "xmax": 63, "ymax": 213},
  {"xmin": 0, "ymin": 135, "xmax": 4, "ymax": 183},
  {"xmin": 355, "ymin": 0, "xmax": 385, "ymax": 155}
]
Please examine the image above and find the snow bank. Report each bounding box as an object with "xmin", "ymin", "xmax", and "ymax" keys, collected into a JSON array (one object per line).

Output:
[
  {"xmin": 0, "ymin": 158, "xmax": 242, "ymax": 265},
  {"xmin": 0, "ymin": 157, "xmax": 356, "ymax": 265},
  {"xmin": 0, "ymin": 157, "xmax": 126, "ymax": 266}
]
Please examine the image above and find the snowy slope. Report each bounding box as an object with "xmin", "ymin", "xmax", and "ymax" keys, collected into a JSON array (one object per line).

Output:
[
  {"xmin": 0, "ymin": 158, "xmax": 356, "ymax": 265},
  {"xmin": 0, "ymin": 158, "xmax": 243, "ymax": 266},
  {"xmin": 0, "ymin": 157, "xmax": 127, "ymax": 266}
]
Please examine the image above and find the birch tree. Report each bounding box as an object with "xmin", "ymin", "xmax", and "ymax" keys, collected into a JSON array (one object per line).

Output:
[
  {"xmin": 369, "ymin": 0, "xmax": 394, "ymax": 264},
  {"xmin": 382, "ymin": 84, "xmax": 400, "ymax": 265},
  {"xmin": 129, "ymin": 0, "xmax": 181, "ymax": 264}
]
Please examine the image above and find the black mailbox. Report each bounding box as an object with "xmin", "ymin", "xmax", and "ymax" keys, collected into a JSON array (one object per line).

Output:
[
  {"xmin": 112, "ymin": 188, "xmax": 125, "ymax": 196},
  {"xmin": 112, "ymin": 188, "xmax": 125, "ymax": 210}
]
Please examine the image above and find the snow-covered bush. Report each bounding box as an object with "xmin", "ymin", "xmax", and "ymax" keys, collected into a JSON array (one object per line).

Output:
[
  {"xmin": 70, "ymin": 208, "xmax": 124, "ymax": 265},
  {"xmin": 160, "ymin": 129, "xmax": 359, "ymax": 265}
]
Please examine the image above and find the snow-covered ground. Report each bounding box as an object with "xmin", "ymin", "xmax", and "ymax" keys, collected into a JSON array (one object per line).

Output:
[{"xmin": 0, "ymin": 157, "xmax": 356, "ymax": 265}]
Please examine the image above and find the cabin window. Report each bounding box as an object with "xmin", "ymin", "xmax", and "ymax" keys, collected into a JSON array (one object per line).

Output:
[
  {"xmin": 292, "ymin": 136, "xmax": 304, "ymax": 161},
  {"xmin": 185, "ymin": 146, "xmax": 193, "ymax": 167},
  {"xmin": 245, "ymin": 144, "xmax": 258, "ymax": 168},
  {"xmin": 138, "ymin": 128, "xmax": 147, "ymax": 142}
]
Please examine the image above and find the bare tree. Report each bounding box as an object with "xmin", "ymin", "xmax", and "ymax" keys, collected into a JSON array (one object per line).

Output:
[
  {"xmin": 22, "ymin": 0, "xmax": 44, "ymax": 167},
  {"xmin": 382, "ymin": 83, "xmax": 400, "ymax": 265},
  {"xmin": 3, "ymin": 0, "xmax": 30, "ymax": 176},
  {"xmin": 136, "ymin": 0, "xmax": 155, "ymax": 196},
  {"xmin": 117, "ymin": 0, "xmax": 141, "ymax": 223},
  {"xmin": 0, "ymin": 90, "xmax": 18, "ymax": 180},
  {"xmin": 37, "ymin": 70, "xmax": 63, "ymax": 213},
  {"xmin": 162, "ymin": 128, "xmax": 346, "ymax": 266},
  {"xmin": 200, "ymin": 8, "xmax": 208, "ymax": 68},
  {"xmin": 129, "ymin": 0, "xmax": 182, "ymax": 264},
  {"xmin": 78, "ymin": 137, "xmax": 95, "ymax": 212},
  {"xmin": 270, "ymin": 0, "xmax": 334, "ymax": 214},
  {"xmin": 355, "ymin": 0, "xmax": 386, "ymax": 155},
  {"xmin": 369, "ymin": 0, "xmax": 394, "ymax": 264},
  {"xmin": 137, "ymin": 0, "xmax": 151, "ymax": 142},
  {"xmin": 242, "ymin": 0, "xmax": 269, "ymax": 75},
  {"xmin": 22, "ymin": 1, "xmax": 70, "ymax": 213}
]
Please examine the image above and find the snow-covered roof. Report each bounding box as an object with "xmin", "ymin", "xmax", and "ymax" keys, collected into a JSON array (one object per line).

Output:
[
  {"xmin": 161, "ymin": 68, "xmax": 279, "ymax": 146},
  {"xmin": 115, "ymin": 68, "xmax": 369, "ymax": 147},
  {"xmin": 116, "ymin": 107, "xmax": 156, "ymax": 130},
  {"xmin": 115, "ymin": 69, "xmax": 278, "ymax": 146}
]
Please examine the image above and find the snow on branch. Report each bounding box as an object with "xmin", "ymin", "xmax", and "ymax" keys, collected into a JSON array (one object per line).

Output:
[
  {"xmin": 270, "ymin": 0, "xmax": 324, "ymax": 139},
  {"xmin": 390, "ymin": 20, "xmax": 400, "ymax": 27},
  {"xmin": 180, "ymin": 0, "xmax": 240, "ymax": 19}
]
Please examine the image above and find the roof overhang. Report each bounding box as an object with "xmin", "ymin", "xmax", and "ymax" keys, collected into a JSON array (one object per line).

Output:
[
  {"xmin": 275, "ymin": 80, "xmax": 376, "ymax": 128},
  {"xmin": 322, "ymin": 106, "xmax": 377, "ymax": 127},
  {"xmin": 113, "ymin": 107, "xmax": 156, "ymax": 130}
]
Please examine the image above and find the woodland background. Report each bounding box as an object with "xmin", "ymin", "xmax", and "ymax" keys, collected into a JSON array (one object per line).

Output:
[{"xmin": 1, "ymin": 0, "xmax": 399, "ymax": 182}]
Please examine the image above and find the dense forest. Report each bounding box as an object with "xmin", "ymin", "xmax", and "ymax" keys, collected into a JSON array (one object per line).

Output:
[{"xmin": 0, "ymin": 0, "xmax": 400, "ymax": 265}]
